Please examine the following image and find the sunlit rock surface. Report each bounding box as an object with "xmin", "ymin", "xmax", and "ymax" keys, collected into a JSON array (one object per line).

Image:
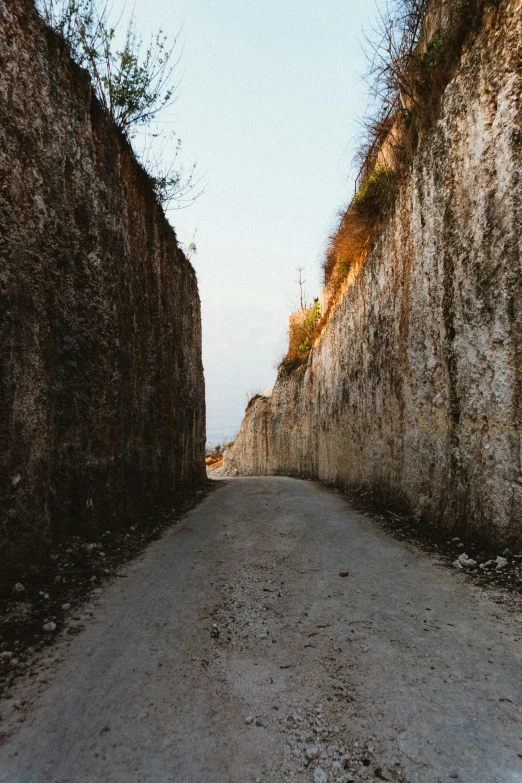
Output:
[{"xmin": 225, "ymin": 0, "xmax": 522, "ymax": 545}]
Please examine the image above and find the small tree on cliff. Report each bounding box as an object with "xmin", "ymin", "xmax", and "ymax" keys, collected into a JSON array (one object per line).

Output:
[{"xmin": 38, "ymin": 0, "xmax": 201, "ymax": 208}]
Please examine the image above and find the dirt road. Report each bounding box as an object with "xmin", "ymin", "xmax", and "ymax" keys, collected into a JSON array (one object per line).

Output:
[{"xmin": 1, "ymin": 477, "xmax": 521, "ymax": 782}]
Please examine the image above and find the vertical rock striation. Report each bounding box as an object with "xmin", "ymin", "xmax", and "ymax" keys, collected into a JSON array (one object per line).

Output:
[
  {"xmin": 0, "ymin": 0, "xmax": 206, "ymax": 574},
  {"xmin": 225, "ymin": 0, "xmax": 522, "ymax": 545}
]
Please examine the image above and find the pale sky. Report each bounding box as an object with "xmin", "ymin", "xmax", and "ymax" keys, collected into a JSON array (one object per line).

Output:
[{"xmin": 116, "ymin": 0, "xmax": 378, "ymax": 445}]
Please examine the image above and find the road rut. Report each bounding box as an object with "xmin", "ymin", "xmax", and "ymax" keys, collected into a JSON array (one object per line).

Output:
[{"xmin": 1, "ymin": 477, "xmax": 521, "ymax": 782}]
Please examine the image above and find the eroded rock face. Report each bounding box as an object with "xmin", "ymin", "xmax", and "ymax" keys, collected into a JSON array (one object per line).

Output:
[
  {"xmin": 0, "ymin": 0, "xmax": 206, "ymax": 573},
  {"xmin": 225, "ymin": 0, "xmax": 522, "ymax": 545}
]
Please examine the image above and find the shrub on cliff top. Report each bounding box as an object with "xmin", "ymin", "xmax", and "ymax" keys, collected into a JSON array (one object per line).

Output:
[
  {"xmin": 353, "ymin": 167, "xmax": 398, "ymax": 217},
  {"xmin": 37, "ymin": 0, "xmax": 201, "ymax": 210},
  {"xmin": 322, "ymin": 0, "xmax": 487, "ymax": 290},
  {"xmin": 38, "ymin": 0, "xmax": 179, "ymax": 132},
  {"xmin": 297, "ymin": 300, "xmax": 321, "ymax": 355},
  {"xmin": 284, "ymin": 300, "xmax": 323, "ymax": 360}
]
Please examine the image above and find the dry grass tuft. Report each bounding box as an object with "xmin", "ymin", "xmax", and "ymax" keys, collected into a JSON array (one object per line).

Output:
[{"xmin": 322, "ymin": 0, "xmax": 491, "ymax": 295}]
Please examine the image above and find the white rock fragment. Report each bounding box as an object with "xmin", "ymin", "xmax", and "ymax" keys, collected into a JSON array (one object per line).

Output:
[
  {"xmin": 306, "ymin": 746, "xmax": 320, "ymax": 760},
  {"xmin": 42, "ymin": 622, "xmax": 57, "ymax": 632},
  {"xmin": 245, "ymin": 715, "xmax": 253, "ymax": 724},
  {"xmin": 454, "ymin": 553, "xmax": 476, "ymax": 568},
  {"xmin": 496, "ymin": 556, "xmax": 508, "ymax": 569},
  {"xmin": 314, "ymin": 768, "xmax": 328, "ymax": 783},
  {"xmin": 13, "ymin": 583, "xmax": 25, "ymax": 592}
]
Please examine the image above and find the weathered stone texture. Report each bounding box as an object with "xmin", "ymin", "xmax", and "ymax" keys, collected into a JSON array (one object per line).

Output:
[
  {"xmin": 225, "ymin": 0, "xmax": 522, "ymax": 545},
  {"xmin": 0, "ymin": 0, "xmax": 206, "ymax": 572}
]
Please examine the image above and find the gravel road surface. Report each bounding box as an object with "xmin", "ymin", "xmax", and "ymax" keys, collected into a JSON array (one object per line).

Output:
[{"xmin": 1, "ymin": 477, "xmax": 521, "ymax": 783}]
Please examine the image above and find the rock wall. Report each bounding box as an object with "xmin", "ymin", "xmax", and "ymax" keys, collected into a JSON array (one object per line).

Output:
[
  {"xmin": 225, "ymin": 0, "xmax": 522, "ymax": 545},
  {"xmin": 0, "ymin": 0, "xmax": 206, "ymax": 574}
]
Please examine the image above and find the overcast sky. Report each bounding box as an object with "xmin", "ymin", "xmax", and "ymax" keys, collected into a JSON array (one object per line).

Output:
[{"xmin": 115, "ymin": 0, "xmax": 378, "ymax": 445}]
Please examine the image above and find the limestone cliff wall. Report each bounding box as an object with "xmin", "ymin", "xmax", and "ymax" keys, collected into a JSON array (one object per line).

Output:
[
  {"xmin": 0, "ymin": 0, "xmax": 206, "ymax": 573},
  {"xmin": 225, "ymin": 0, "xmax": 522, "ymax": 545}
]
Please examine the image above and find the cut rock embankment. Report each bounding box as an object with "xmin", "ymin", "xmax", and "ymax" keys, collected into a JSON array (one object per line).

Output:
[
  {"xmin": 224, "ymin": 0, "xmax": 522, "ymax": 547},
  {"xmin": 0, "ymin": 0, "xmax": 206, "ymax": 577}
]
